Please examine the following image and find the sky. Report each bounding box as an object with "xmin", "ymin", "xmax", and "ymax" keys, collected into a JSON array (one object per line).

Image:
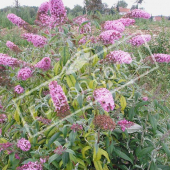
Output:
[{"xmin": 0, "ymin": 0, "xmax": 170, "ymax": 16}]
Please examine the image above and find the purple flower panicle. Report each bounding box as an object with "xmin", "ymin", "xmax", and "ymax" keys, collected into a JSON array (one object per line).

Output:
[
  {"xmin": 17, "ymin": 161, "xmax": 42, "ymax": 170},
  {"xmin": 93, "ymin": 88, "xmax": 115, "ymax": 112},
  {"xmin": 117, "ymin": 119, "xmax": 134, "ymax": 132},
  {"xmin": 35, "ymin": 57, "xmax": 51, "ymax": 71},
  {"xmin": 14, "ymin": 85, "xmax": 24, "ymax": 94},
  {"xmin": 100, "ymin": 50, "xmax": 132, "ymax": 64},
  {"xmin": 153, "ymin": 54, "xmax": 170, "ymax": 63},
  {"xmin": 49, "ymin": 81, "xmax": 70, "ymax": 118},
  {"xmin": 17, "ymin": 67, "xmax": 32, "ymax": 81},
  {"xmin": 71, "ymin": 124, "xmax": 83, "ymax": 132},
  {"xmin": 103, "ymin": 21, "xmax": 125, "ymax": 33},
  {"xmin": 22, "ymin": 33, "xmax": 47, "ymax": 48},
  {"xmin": 125, "ymin": 9, "xmax": 151, "ymax": 19},
  {"xmin": 99, "ymin": 30, "xmax": 122, "ymax": 45},
  {"xmin": 117, "ymin": 18, "xmax": 135, "ymax": 27},
  {"xmin": 129, "ymin": 34, "xmax": 151, "ymax": 46},
  {"xmin": 17, "ymin": 138, "xmax": 31, "ymax": 151}
]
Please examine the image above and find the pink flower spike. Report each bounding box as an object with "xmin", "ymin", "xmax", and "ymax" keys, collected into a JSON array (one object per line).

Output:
[
  {"xmin": 117, "ymin": 119, "xmax": 134, "ymax": 132},
  {"xmin": 93, "ymin": 88, "xmax": 115, "ymax": 112},
  {"xmin": 142, "ymin": 96, "xmax": 148, "ymax": 101},
  {"xmin": 34, "ymin": 57, "xmax": 51, "ymax": 71},
  {"xmin": 14, "ymin": 85, "xmax": 24, "ymax": 94},
  {"xmin": 17, "ymin": 138, "xmax": 31, "ymax": 151}
]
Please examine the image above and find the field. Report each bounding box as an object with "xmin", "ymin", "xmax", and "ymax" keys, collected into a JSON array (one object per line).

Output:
[{"xmin": 0, "ymin": 1, "xmax": 170, "ymax": 170}]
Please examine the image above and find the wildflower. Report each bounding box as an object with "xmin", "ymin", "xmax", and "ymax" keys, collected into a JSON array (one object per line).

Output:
[
  {"xmin": 17, "ymin": 138, "xmax": 31, "ymax": 151},
  {"xmin": 22, "ymin": 33, "xmax": 47, "ymax": 48},
  {"xmin": 0, "ymin": 142, "xmax": 13, "ymax": 152},
  {"xmin": 93, "ymin": 88, "xmax": 115, "ymax": 112},
  {"xmin": 73, "ymin": 15, "xmax": 91, "ymax": 34},
  {"xmin": 49, "ymin": 0, "xmax": 67, "ymax": 28},
  {"xmin": 0, "ymin": 53, "xmax": 24, "ymax": 68},
  {"xmin": 34, "ymin": 57, "xmax": 51, "ymax": 71},
  {"xmin": 38, "ymin": 1, "xmax": 49, "ymax": 14},
  {"xmin": 99, "ymin": 30, "xmax": 122, "ymax": 45},
  {"xmin": 54, "ymin": 145, "xmax": 66, "ymax": 155},
  {"xmin": 36, "ymin": 116, "xmax": 51, "ymax": 125},
  {"xmin": 49, "ymin": 81, "xmax": 70, "ymax": 118},
  {"xmin": 71, "ymin": 124, "xmax": 83, "ymax": 132},
  {"xmin": 17, "ymin": 67, "xmax": 32, "ymax": 81},
  {"xmin": 6, "ymin": 41, "xmax": 21, "ymax": 53},
  {"xmin": 94, "ymin": 115, "xmax": 116, "ymax": 131},
  {"xmin": 103, "ymin": 21, "xmax": 125, "ymax": 33},
  {"xmin": 117, "ymin": 119, "xmax": 134, "ymax": 132},
  {"xmin": 100, "ymin": 50, "xmax": 132, "ymax": 64},
  {"xmin": 40, "ymin": 158, "xmax": 46, "ymax": 164},
  {"xmin": 142, "ymin": 96, "xmax": 148, "ymax": 101},
  {"xmin": 153, "ymin": 54, "xmax": 170, "ymax": 63},
  {"xmin": 14, "ymin": 85, "xmax": 24, "ymax": 94},
  {"xmin": 7, "ymin": 13, "xmax": 26, "ymax": 27},
  {"xmin": 79, "ymin": 36, "xmax": 98, "ymax": 44},
  {"xmin": 15, "ymin": 153, "xmax": 20, "ymax": 160},
  {"xmin": 125, "ymin": 9, "xmax": 151, "ymax": 19},
  {"xmin": 7, "ymin": 13, "xmax": 37, "ymax": 33},
  {"xmin": 117, "ymin": 18, "xmax": 135, "ymax": 27},
  {"xmin": 17, "ymin": 161, "xmax": 43, "ymax": 170},
  {"xmin": 0, "ymin": 114, "xmax": 7, "ymax": 123},
  {"xmin": 129, "ymin": 34, "xmax": 151, "ymax": 46},
  {"xmin": 36, "ymin": 2, "xmax": 50, "ymax": 27}
]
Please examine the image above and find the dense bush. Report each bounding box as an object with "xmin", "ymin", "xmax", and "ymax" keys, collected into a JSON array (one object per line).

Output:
[{"xmin": 0, "ymin": 1, "xmax": 170, "ymax": 170}]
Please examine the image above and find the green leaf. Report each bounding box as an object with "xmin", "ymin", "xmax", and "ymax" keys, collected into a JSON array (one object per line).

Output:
[
  {"xmin": 48, "ymin": 154, "xmax": 60, "ymax": 164},
  {"xmin": 162, "ymin": 143, "xmax": 170, "ymax": 157},
  {"xmin": 62, "ymin": 152, "xmax": 69, "ymax": 166},
  {"xmin": 114, "ymin": 149, "xmax": 133, "ymax": 164},
  {"xmin": 93, "ymin": 161, "xmax": 103, "ymax": 170},
  {"xmin": 48, "ymin": 132, "xmax": 62, "ymax": 148},
  {"xmin": 120, "ymin": 96, "xmax": 126, "ymax": 112},
  {"xmin": 138, "ymin": 147, "xmax": 154, "ymax": 157},
  {"xmin": 82, "ymin": 146, "xmax": 91, "ymax": 158},
  {"xmin": 149, "ymin": 114, "xmax": 157, "ymax": 133}
]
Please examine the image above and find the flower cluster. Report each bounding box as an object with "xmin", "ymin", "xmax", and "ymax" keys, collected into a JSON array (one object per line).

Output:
[
  {"xmin": 7, "ymin": 13, "xmax": 26, "ymax": 27},
  {"xmin": 17, "ymin": 138, "xmax": 31, "ymax": 151},
  {"xmin": 117, "ymin": 18, "xmax": 135, "ymax": 27},
  {"xmin": 54, "ymin": 145, "xmax": 66, "ymax": 155},
  {"xmin": 73, "ymin": 15, "xmax": 91, "ymax": 34},
  {"xmin": 22, "ymin": 33, "xmax": 47, "ymax": 48},
  {"xmin": 7, "ymin": 13, "xmax": 37, "ymax": 33},
  {"xmin": 6, "ymin": 41, "xmax": 21, "ymax": 53},
  {"xmin": 103, "ymin": 21, "xmax": 125, "ymax": 33},
  {"xmin": 100, "ymin": 50, "xmax": 132, "ymax": 64},
  {"xmin": 99, "ymin": 30, "xmax": 122, "ymax": 45},
  {"xmin": 129, "ymin": 34, "xmax": 151, "ymax": 46},
  {"xmin": 93, "ymin": 88, "xmax": 115, "ymax": 112},
  {"xmin": 49, "ymin": 0, "xmax": 67, "ymax": 27},
  {"xmin": 153, "ymin": 54, "xmax": 170, "ymax": 63},
  {"xmin": 71, "ymin": 124, "xmax": 83, "ymax": 132},
  {"xmin": 17, "ymin": 161, "xmax": 43, "ymax": 170},
  {"xmin": 0, "ymin": 53, "xmax": 24, "ymax": 68},
  {"xmin": 49, "ymin": 81, "xmax": 70, "ymax": 118},
  {"xmin": 36, "ymin": 116, "xmax": 51, "ymax": 125},
  {"xmin": 0, "ymin": 142, "xmax": 13, "ymax": 152},
  {"xmin": 79, "ymin": 36, "xmax": 98, "ymax": 44},
  {"xmin": 38, "ymin": 1, "xmax": 49, "ymax": 14},
  {"xmin": 14, "ymin": 85, "xmax": 24, "ymax": 94},
  {"xmin": 0, "ymin": 114, "xmax": 7, "ymax": 123},
  {"xmin": 35, "ymin": 57, "xmax": 51, "ymax": 71},
  {"xmin": 36, "ymin": 2, "xmax": 50, "ymax": 27},
  {"xmin": 126, "ymin": 9, "xmax": 151, "ymax": 19},
  {"xmin": 94, "ymin": 115, "xmax": 116, "ymax": 131},
  {"xmin": 117, "ymin": 119, "xmax": 134, "ymax": 131},
  {"xmin": 17, "ymin": 67, "xmax": 32, "ymax": 81},
  {"xmin": 142, "ymin": 96, "xmax": 148, "ymax": 101}
]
